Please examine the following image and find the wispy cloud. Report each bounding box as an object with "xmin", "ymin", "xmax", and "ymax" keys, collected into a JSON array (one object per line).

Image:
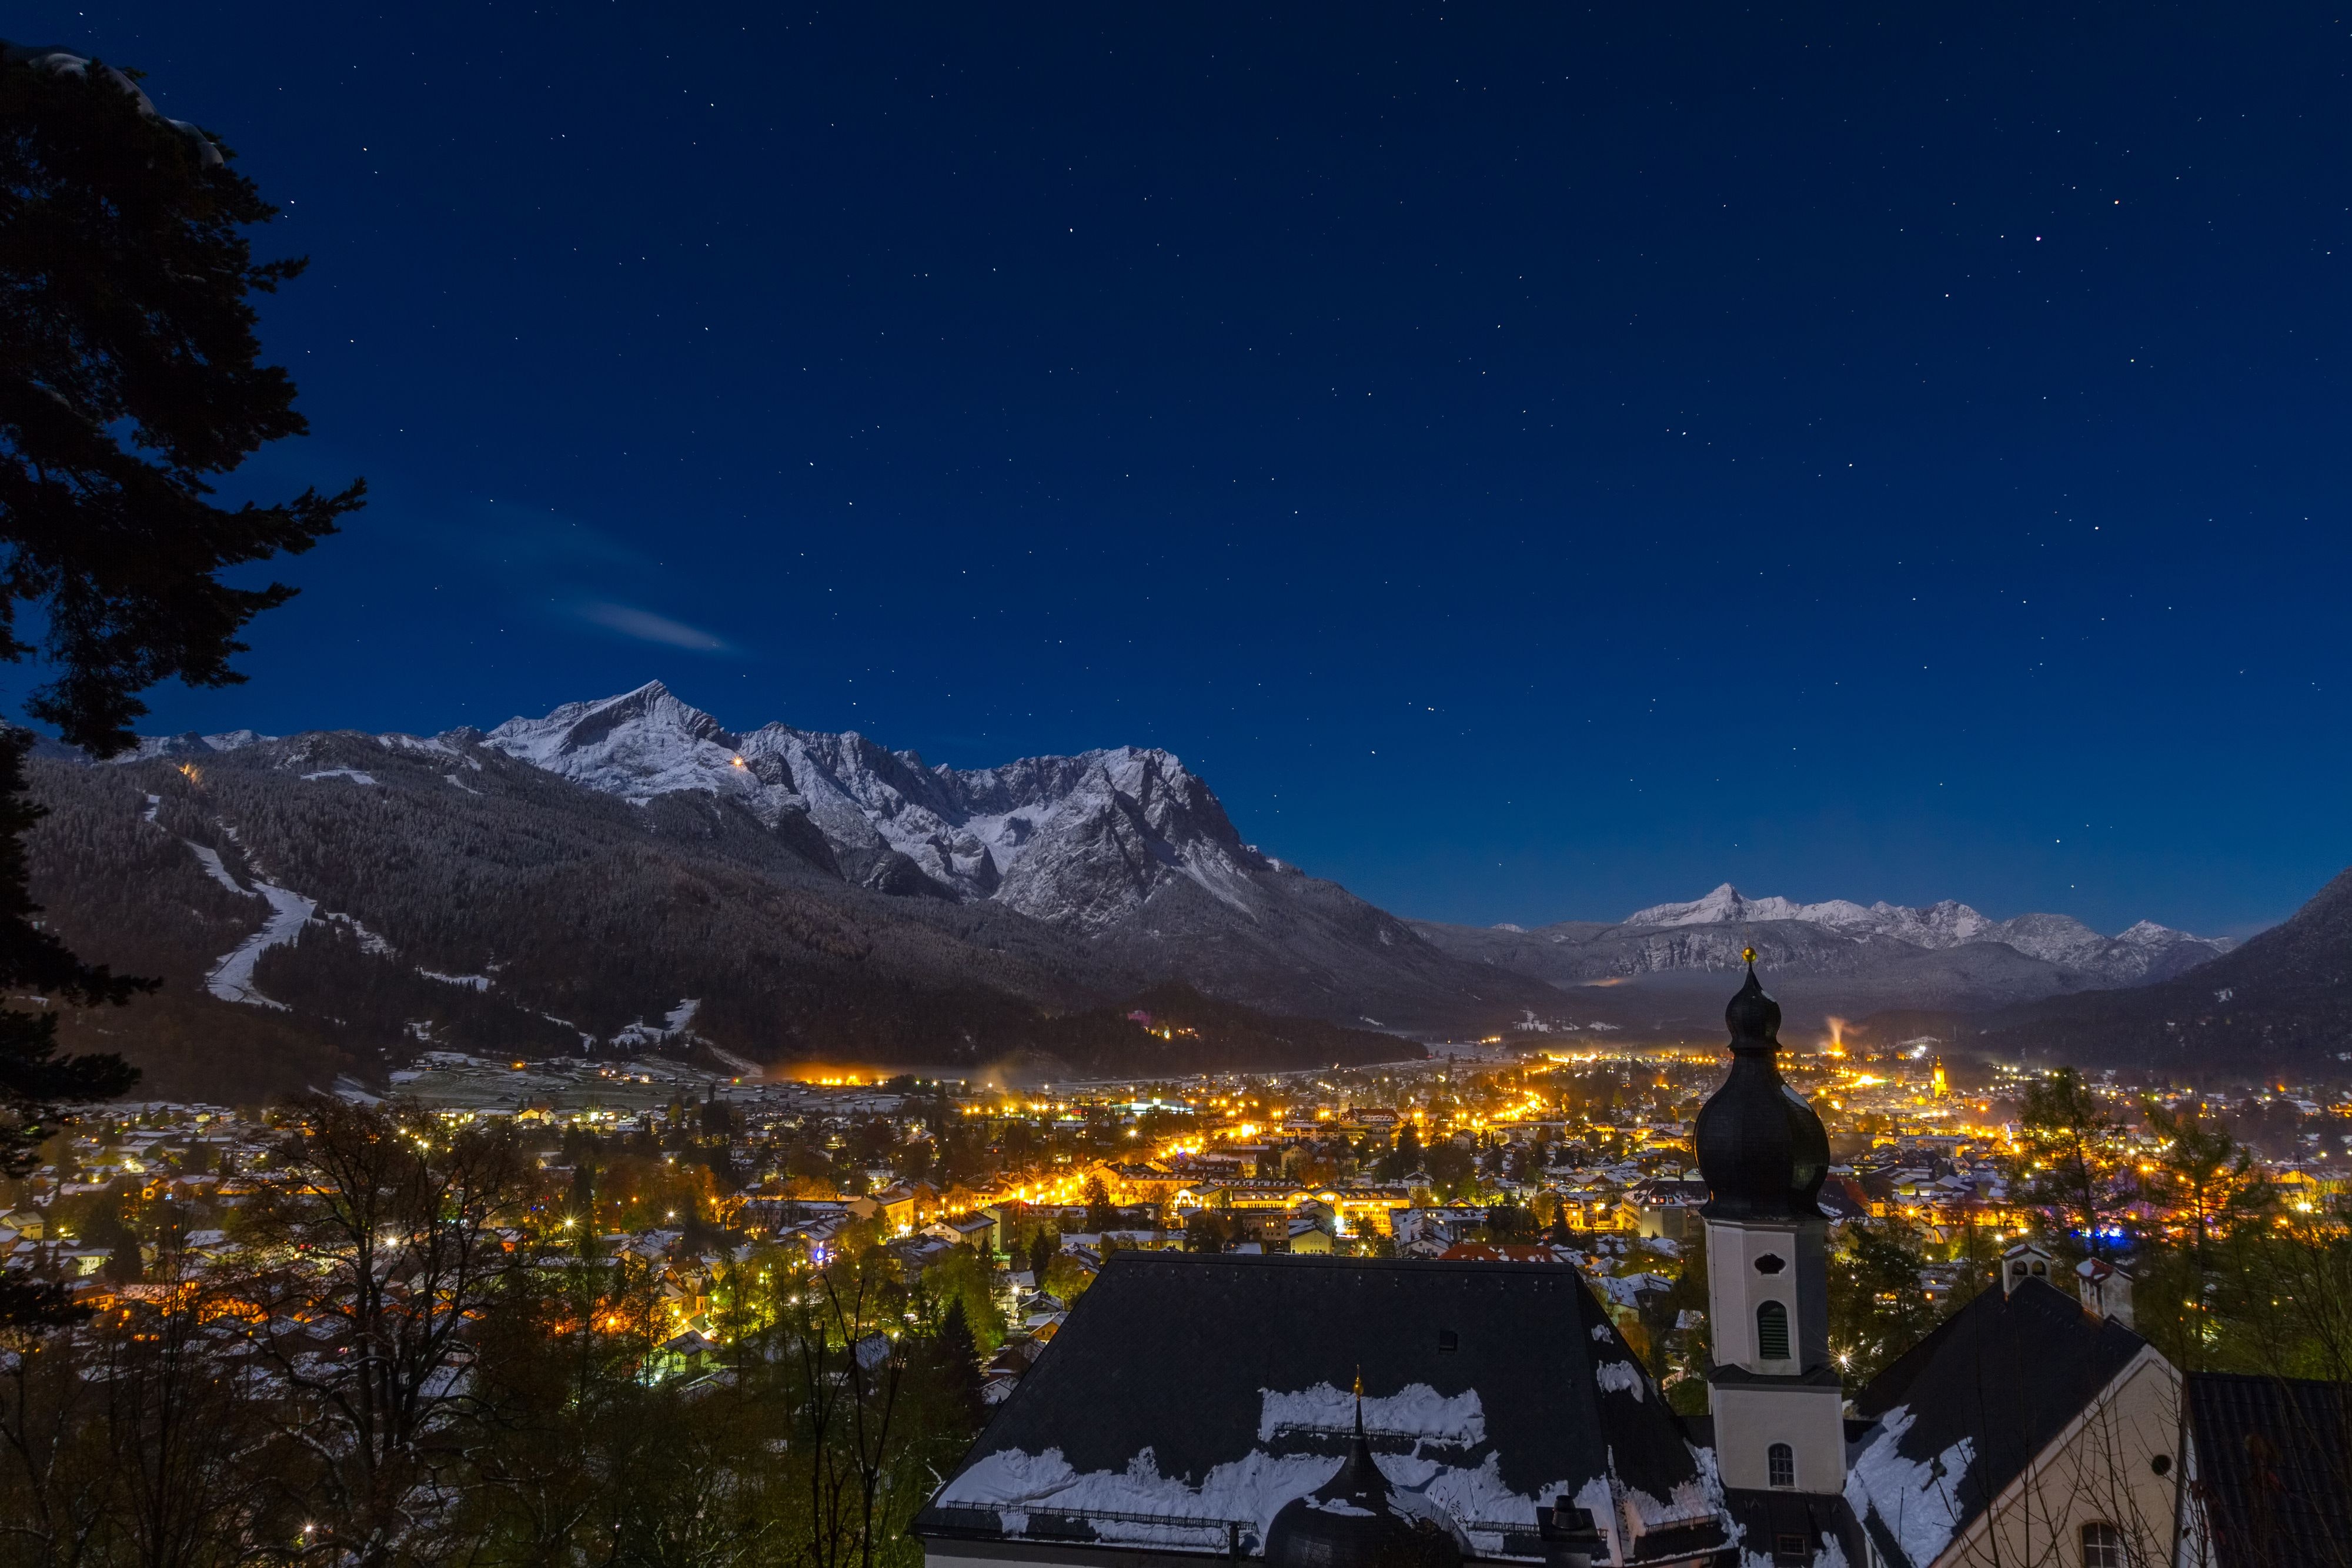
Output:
[{"xmin": 576, "ymin": 601, "xmax": 730, "ymax": 652}]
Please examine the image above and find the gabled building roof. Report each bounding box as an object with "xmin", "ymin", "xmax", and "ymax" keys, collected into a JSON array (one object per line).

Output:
[
  {"xmin": 2183, "ymin": 1371, "xmax": 2352, "ymax": 1568},
  {"xmin": 917, "ymin": 1252, "xmax": 1728, "ymax": 1565},
  {"xmin": 1846, "ymin": 1276, "xmax": 2152, "ymax": 1568}
]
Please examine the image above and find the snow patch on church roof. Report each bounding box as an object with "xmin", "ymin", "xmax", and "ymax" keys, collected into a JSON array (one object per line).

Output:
[
  {"xmin": 1258, "ymin": 1382, "xmax": 1485, "ymax": 1446},
  {"xmin": 1845, "ymin": 1406, "xmax": 1976, "ymax": 1568},
  {"xmin": 941, "ymin": 1443, "xmax": 1335, "ymax": 1544},
  {"xmin": 1593, "ymin": 1360, "xmax": 1646, "ymax": 1400}
]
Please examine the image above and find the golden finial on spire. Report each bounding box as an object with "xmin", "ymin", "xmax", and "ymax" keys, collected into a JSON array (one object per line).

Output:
[
  {"xmin": 1354, "ymin": 1366, "xmax": 1363, "ymax": 1398},
  {"xmin": 1742, "ymin": 946, "xmax": 1757, "ymax": 965}
]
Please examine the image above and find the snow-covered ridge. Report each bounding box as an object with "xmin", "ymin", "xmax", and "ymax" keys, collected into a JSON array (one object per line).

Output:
[
  {"xmin": 1622, "ymin": 882, "xmax": 2231, "ymax": 981},
  {"xmin": 125, "ymin": 729, "xmax": 273, "ymax": 760},
  {"xmin": 477, "ymin": 681, "xmax": 1269, "ymax": 928}
]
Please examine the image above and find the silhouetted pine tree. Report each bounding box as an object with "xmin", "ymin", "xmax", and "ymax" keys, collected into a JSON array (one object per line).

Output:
[
  {"xmin": 0, "ymin": 44, "xmax": 359, "ymax": 1323},
  {"xmin": 1027, "ymin": 1228, "xmax": 1055, "ymax": 1282},
  {"xmin": 931, "ymin": 1296, "xmax": 987, "ymax": 1433}
]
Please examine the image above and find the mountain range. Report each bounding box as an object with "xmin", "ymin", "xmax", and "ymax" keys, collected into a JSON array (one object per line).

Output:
[
  {"xmin": 29, "ymin": 684, "xmax": 1566, "ymax": 1095},
  {"xmin": 22, "ymin": 681, "xmax": 2299, "ymax": 1094},
  {"xmin": 1407, "ymin": 882, "xmax": 2234, "ymax": 1041},
  {"xmin": 1618, "ymin": 883, "xmax": 2229, "ymax": 984},
  {"xmin": 1969, "ymin": 868, "xmax": 2352, "ymax": 1072}
]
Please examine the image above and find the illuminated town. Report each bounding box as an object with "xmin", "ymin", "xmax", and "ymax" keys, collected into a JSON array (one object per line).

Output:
[{"xmin": 11, "ymin": 1026, "xmax": 2343, "ymax": 1410}]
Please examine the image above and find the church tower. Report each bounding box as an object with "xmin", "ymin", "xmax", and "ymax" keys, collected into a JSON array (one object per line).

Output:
[{"xmin": 1693, "ymin": 955, "xmax": 1846, "ymax": 1496}]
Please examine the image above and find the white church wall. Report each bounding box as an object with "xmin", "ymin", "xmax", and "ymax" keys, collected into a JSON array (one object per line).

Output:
[
  {"xmin": 1705, "ymin": 1216, "xmax": 1828, "ymax": 1373},
  {"xmin": 1713, "ymin": 1380, "xmax": 1847, "ymax": 1493},
  {"xmin": 1933, "ymin": 1348, "xmax": 2182, "ymax": 1568}
]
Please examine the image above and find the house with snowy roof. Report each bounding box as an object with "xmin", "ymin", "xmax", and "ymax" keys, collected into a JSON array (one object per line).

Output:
[
  {"xmin": 915, "ymin": 961, "xmax": 2312, "ymax": 1568},
  {"xmin": 1837, "ymin": 1252, "xmax": 2178, "ymax": 1568},
  {"xmin": 915, "ymin": 1249, "xmax": 1732, "ymax": 1568},
  {"xmin": 1620, "ymin": 1178, "xmax": 1710, "ymax": 1241}
]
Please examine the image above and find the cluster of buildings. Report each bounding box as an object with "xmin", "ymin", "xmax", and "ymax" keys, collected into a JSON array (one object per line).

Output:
[
  {"xmin": 9, "ymin": 972, "xmax": 2351, "ymax": 1568},
  {"xmin": 15, "ymin": 1023, "xmax": 2345, "ymax": 1353},
  {"xmin": 0, "ymin": 1104, "xmax": 271, "ymax": 1283},
  {"xmin": 914, "ymin": 966, "xmax": 2351, "ymax": 1568}
]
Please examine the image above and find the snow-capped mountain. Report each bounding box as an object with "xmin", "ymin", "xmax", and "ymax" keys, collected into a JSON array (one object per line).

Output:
[
  {"xmin": 126, "ymin": 728, "xmax": 274, "ymax": 759},
  {"xmin": 18, "ymin": 684, "xmax": 1563, "ymax": 1095},
  {"xmin": 1410, "ymin": 882, "xmax": 2236, "ymax": 1037},
  {"xmin": 31, "ymin": 682, "xmax": 2262, "ymax": 1082},
  {"xmin": 469, "ymin": 684, "xmax": 1549, "ymax": 1029},
  {"xmin": 1618, "ymin": 882, "xmax": 2231, "ymax": 985},
  {"xmin": 480, "ymin": 681, "xmax": 1272, "ymax": 926}
]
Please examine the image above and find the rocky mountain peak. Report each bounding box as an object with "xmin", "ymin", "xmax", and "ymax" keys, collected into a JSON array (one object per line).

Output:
[
  {"xmin": 1602, "ymin": 881, "xmax": 2230, "ymax": 985},
  {"xmin": 475, "ymin": 686, "xmax": 1264, "ymax": 923}
]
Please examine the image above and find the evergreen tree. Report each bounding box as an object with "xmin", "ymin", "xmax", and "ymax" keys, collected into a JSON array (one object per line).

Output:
[
  {"xmin": 1183, "ymin": 1212, "xmax": 1232, "ymax": 1253},
  {"xmin": 930, "ymin": 1296, "xmax": 986, "ymax": 1433},
  {"xmin": 81, "ymin": 1176, "xmax": 142, "ymax": 1284},
  {"xmin": 0, "ymin": 45, "xmax": 358, "ymax": 1324},
  {"xmin": 2019, "ymin": 1068, "xmax": 2124, "ymax": 1256},
  {"xmin": 0, "ymin": 45, "xmax": 363, "ymax": 751},
  {"xmin": 0, "ymin": 731, "xmax": 147, "ymax": 1326},
  {"xmin": 1825, "ymin": 1221, "xmax": 1940, "ymax": 1386},
  {"xmin": 1374, "ymin": 1124, "xmax": 1422, "ymax": 1182},
  {"xmin": 1027, "ymin": 1226, "xmax": 1055, "ymax": 1282},
  {"xmin": 1083, "ymin": 1175, "xmax": 1116, "ymax": 1234},
  {"xmin": 1482, "ymin": 1199, "xmax": 1532, "ymax": 1242}
]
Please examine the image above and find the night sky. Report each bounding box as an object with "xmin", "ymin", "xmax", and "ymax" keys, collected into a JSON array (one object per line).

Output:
[{"xmin": 20, "ymin": 5, "xmax": 2350, "ymax": 937}]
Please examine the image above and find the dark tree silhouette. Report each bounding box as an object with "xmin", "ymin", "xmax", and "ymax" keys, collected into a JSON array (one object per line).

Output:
[
  {"xmin": 1027, "ymin": 1226, "xmax": 1055, "ymax": 1282},
  {"xmin": 0, "ymin": 731, "xmax": 148, "ymax": 1326},
  {"xmin": 0, "ymin": 44, "xmax": 361, "ymax": 750},
  {"xmin": 1083, "ymin": 1175, "xmax": 1117, "ymax": 1234},
  {"xmin": 927, "ymin": 1296, "xmax": 987, "ymax": 1434},
  {"xmin": 0, "ymin": 43, "xmax": 359, "ymax": 1323}
]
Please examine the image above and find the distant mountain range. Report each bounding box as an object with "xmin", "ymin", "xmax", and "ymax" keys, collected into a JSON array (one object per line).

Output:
[
  {"xmin": 1617, "ymin": 883, "xmax": 2231, "ymax": 984},
  {"xmin": 25, "ymin": 681, "xmax": 2303, "ymax": 1092},
  {"xmin": 1408, "ymin": 881, "xmax": 2235, "ymax": 1041}
]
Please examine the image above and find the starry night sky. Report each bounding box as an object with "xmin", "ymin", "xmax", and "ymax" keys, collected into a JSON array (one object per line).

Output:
[{"xmin": 19, "ymin": 5, "xmax": 2350, "ymax": 936}]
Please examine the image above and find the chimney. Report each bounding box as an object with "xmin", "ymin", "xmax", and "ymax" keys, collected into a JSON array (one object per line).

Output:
[
  {"xmin": 2075, "ymin": 1257, "xmax": 2134, "ymax": 1330},
  {"xmin": 1999, "ymin": 1241, "xmax": 2054, "ymax": 1297},
  {"xmin": 1542, "ymin": 1500, "xmax": 1608, "ymax": 1568}
]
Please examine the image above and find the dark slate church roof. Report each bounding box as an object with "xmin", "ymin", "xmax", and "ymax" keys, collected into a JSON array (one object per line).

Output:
[
  {"xmin": 2183, "ymin": 1372, "xmax": 2352, "ymax": 1568},
  {"xmin": 1845, "ymin": 1277, "xmax": 2154, "ymax": 1568},
  {"xmin": 1719, "ymin": 1488, "xmax": 1865, "ymax": 1568},
  {"xmin": 917, "ymin": 1252, "xmax": 1730, "ymax": 1564}
]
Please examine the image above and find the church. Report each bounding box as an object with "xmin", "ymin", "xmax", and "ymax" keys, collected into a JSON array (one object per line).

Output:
[{"xmin": 914, "ymin": 963, "xmax": 2340, "ymax": 1568}]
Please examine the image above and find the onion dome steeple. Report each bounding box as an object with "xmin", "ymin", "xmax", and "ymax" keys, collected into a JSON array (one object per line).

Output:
[{"xmin": 1693, "ymin": 951, "xmax": 1830, "ymax": 1219}]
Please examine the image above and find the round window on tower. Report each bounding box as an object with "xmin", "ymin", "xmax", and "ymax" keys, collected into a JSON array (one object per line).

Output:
[{"xmin": 1755, "ymin": 1254, "xmax": 1787, "ymax": 1275}]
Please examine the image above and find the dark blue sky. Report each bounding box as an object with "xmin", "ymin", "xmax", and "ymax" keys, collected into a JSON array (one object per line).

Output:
[{"xmin": 24, "ymin": 5, "xmax": 2350, "ymax": 936}]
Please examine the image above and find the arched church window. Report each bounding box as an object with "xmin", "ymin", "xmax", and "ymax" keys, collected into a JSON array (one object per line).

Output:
[
  {"xmin": 1756, "ymin": 1299, "xmax": 1790, "ymax": 1361},
  {"xmin": 2080, "ymin": 1523, "xmax": 2124, "ymax": 1568},
  {"xmin": 1768, "ymin": 1443, "xmax": 1795, "ymax": 1489}
]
